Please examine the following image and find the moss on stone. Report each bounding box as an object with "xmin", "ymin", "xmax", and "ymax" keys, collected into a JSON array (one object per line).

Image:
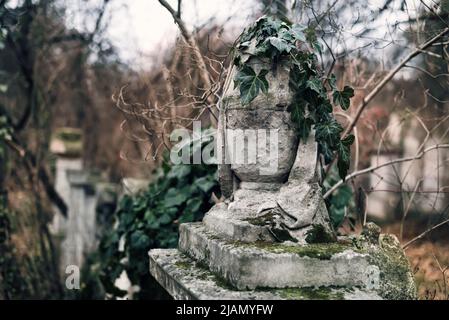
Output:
[
  {"xmin": 244, "ymin": 212, "xmax": 275, "ymax": 226},
  {"xmin": 234, "ymin": 241, "xmax": 359, "ymax": 260},
  {"xmin": 174, "ymin": 260, "xmax": 192, "ymax": 270},
  {"xmin": 259, "ymin": 286, "xmax": 347, "ymax": 300},
  {"xmin": 367, "ymin": 234, "xmax": 417, "ymax": 300}
]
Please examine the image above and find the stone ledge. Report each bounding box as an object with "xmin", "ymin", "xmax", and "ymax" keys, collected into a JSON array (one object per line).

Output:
[
  {"xmin": 179, "ymin": 223, "xmax": 376, "ymax": 290},
  {"xmin": 148, "ymin": 248, "xmax": 382, "ymax": 300}
]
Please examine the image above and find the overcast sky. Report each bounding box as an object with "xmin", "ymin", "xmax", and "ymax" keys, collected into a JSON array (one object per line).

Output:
[
  {"xmin": 97, "ymin": 0, "xmax": 259, "ymax": 68},
  {"xmin": 97, "ymin": 0, "xmax": 425, "ymax": 70},
  {"xmin": 5, "ymin": 0, "xmax": 431, "ymax": 69}
]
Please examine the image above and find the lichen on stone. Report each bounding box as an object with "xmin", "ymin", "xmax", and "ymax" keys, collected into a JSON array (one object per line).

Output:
[
  {"xmin": 366, "ymin": 234, "xmax": 417, "ymax": 300},
  {"xmin": 174, "ymin": 260, "xmax": 192, "ymax": 270},
  {"xmin": 244, "ymin": 212, "xmax": 276, "ymax": 226},
  {"xmin": 236, "ymin": 240, "xmax": 357, "ymax": 260}
]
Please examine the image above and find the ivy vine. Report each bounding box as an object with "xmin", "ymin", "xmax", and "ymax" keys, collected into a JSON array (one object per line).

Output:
[
  {"xmin": 89, "ymin": 156, "xmax": 218, "ymax": 299},
  {"xmin": 233, "ymin": 16, "xmax": 355, "ymax": 179}
]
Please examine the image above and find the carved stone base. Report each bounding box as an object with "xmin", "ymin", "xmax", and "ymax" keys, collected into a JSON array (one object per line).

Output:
[
  {"xmin": 149, "ymin": 249, "xmax": 383, "ymax": 300},
  {"xmin": 149, "ymin": 222, "xmax": 416, "ymax": 300}
]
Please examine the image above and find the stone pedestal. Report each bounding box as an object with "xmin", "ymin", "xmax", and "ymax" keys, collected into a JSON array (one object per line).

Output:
[{"xmin": 149, "ymin": 222, "xmax": 416, "ymax": 300}]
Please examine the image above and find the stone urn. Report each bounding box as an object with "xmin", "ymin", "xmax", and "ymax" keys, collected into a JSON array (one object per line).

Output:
[
  {"xmin": 203, "ymin": 56, "xmax": 335, "ymax": 244},
  {"xmin": 148, "ymin": 35, "xmax": 417, "ymax": 301}
]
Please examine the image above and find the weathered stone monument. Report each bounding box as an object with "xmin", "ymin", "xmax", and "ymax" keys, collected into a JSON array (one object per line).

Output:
[
  {"xmin": 50, "ymin": 128, "xmax": 117, "ymax": 274},
  {"xmin": 149, "ymin": 18, "xmax": 416, "ymax": 300}
]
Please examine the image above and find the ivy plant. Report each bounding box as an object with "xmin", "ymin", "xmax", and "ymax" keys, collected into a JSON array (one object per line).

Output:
[
  {"xmin": 233, "ymin": 16, "xmax": 355, "ymax": 179},
  {"xmin": 91, "ymin": 157, "xmax": 218, "ymax": 299}
]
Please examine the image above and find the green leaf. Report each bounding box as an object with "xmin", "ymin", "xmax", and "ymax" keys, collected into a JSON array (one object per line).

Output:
[
  {"xmin": 290, "ymin": 102, "xmax": 313, "ymax": 141},
  {"xmin": 129, "ymin": 230, "xmax": 150, "ymax": 250},
  {"xmin": 319, "ymin": 141, "xmax": 335, "ymax": 164},
  {"xmin": 341, "ymin": 134, "xmax": 355, "ymax": 146},
  {"xmin": 289, "ymin": 65, "xmax": 308, "ymax": 91},
  {"xmin": 185, "ymin": 198, "xmax": 202, "ymax": 213},
  {"xmin": 159, "ymin": 214, "xmax": 172, "ymax": 225},
  {"xmin": 328, "ymin": 74, "xmax": 337, "ymax": 90},
  {"xmin": 290, "ymin": 24, "xmax": 307, "ymax": 42},
  {"xmin": 234, "ymin": 65, "xmax": 269, "ymax": 104},
  {"xmin": 306, "ymin": 78, "xmax": 325, "ymax": 96},
  {"xmin": 0, "ymin": 84, "xmax": 7, "ymax": 93},
  {"xmin": 164, "ymin": 188, "xmax": 188, "ymax": 207},
  {"xmin": 333, "ymin": 86, "xmax": 354, "ymax": 110},
  {"xmin": 329, "ymin": 206, "xmax": 345, "ymax": 229},
  {"xmin": 167, "ymin": 165, "xmax": 191, "ymax": 179},
  {"xmin": 312, "ymin": 41, "xmax": 322, "ymax": 54},
  {"xmin": 315, "ymin": 119, "xmax": 343, "ymax": 146},
  {"xmin": 267, "ymin": 36, "xmax": 294, "ymax": 54},
  {"xmin": 317, "ymin": 101, "xmax": 333, "ymax": 114},
  {"xmin": 337, "ymin": 140, "xmax": 351, "ymax": 180},
  {"xmin": 194, "ymin": 176, "xmax": 216, "ymax": 193},
  {"xmin": 331, "ymin": 185, "xmax": 353, "ymax": 208}
]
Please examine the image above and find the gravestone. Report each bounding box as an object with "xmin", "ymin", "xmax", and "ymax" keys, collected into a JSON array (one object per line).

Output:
[
  {"xmin": 149, "ymin": 25, "xmax": 416, "ymax": 300},
  {"xmin": 50, "ymin": 128, "xmax": 117, "ymax": 274}
]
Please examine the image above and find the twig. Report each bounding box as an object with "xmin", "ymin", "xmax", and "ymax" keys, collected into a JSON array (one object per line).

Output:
[
  {"xmin": 403, "ymin": 218, "xmax": 449, "ymax": 249},
  {"xmin": 324, "ymin": 27, "xmax": 449, "ymax": 177},
  {"xmin": 323, "ymin": 144, "xmax": 449, "ymax": 199},
  {"xmin": 342, "ymin": 27, "xmax": 449, "ymax": 139},
  {"xmin": 158, "ymin": 0, "xmax": 217, "ymax": 126}
]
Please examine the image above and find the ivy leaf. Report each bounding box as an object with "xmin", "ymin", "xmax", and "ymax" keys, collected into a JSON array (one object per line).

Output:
[
  {"xmin": 328, "ymin": 74, "xmax": 337, "ymax": 90},
  {"xmin": 317, "ymin": 101, "xmax": 333, "ymax": 114},
  {"xmin": 267, "ymin": 36, "xmax": 294, "ymax": 54},
  {"xmin": 289, "ymin": 24, "xmax": 307, "ymax": 42},
  {"xmin": 333, "ymin": 86, "xmax": 354, "ymax": 110},
  {"xmin": 164, "ymin": 188, "xmax": 188, "ymax": 207},
  {"xmin": 167, "ymin": 165, "xmax": 191, "ymax": 179},
  {"xmin": 315, "ymin": 119, "xmax": 343, "ymax": 147},
  {"xmin": 306, "ymin": 78, "xmax": 325, "ymax": 96},
  {"xmin": 290, "ymin": 102, "xmax": 313, "ymax": 141},
  {"xmin": 234, "ymin": 65, "xmax": 269, "ymax": 104},
  {"xmin": 331, "ymin": 185, "xmax": 353, "ymax": 208},
  {"xmin": 341, "ymin": 134, "xmax": 355, "ymax": 146},
  {"xmin": 159, "ymin": 214, "xmax": 172, "ymax": 225},
  {"xmin": 130, "ymin": 230, "xmax": 150, "ymax": 250},
  {"xmin": 319, "ymin": 141, "xmax": 335, "ymax": 164},
  {"xmin": 289, "ymin": 65, "xmax": 308, "ymax": 92},
  {"xmin": 312, "ymin": 41, "xmax": 322, "ymax": 54},
  {"xmin": 194, "ymin": 176, "xmax": 216, "ymax": 193},
  {"xmin": 337, "ymin": 140, "xmax": 351, "ymax": 180}
]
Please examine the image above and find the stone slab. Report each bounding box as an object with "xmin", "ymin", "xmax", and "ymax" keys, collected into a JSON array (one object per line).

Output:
[
  {"xmin": 149, "ymin": 248, "xmax": 382, "ymax": 300},
  {"xmin": 177, "ymin": 223, "xmax": 416, "ymax": 299},
  {"xmin": 179, "ymin": 223, "xmax": 378, "ymax": 290}
]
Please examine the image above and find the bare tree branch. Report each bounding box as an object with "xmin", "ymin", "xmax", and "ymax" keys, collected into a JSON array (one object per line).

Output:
[
  {"xmin": 342, "ymin": 27, "xmax": 449, "ymax": 139},
  {"xmin": 403, "ymin": 218, "xmax": 449, "ymax": 249},
  {"xmin": 158, "ymin": 0, "xmax": 217, "ymax": 125},
  {"xmin": 323, "ymin": 144, "xmax": 449, "ymax": 199}
]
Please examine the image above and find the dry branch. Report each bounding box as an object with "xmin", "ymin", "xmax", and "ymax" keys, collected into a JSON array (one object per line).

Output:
[
  {"xmin": 158, "ymin": 0, "xmax": 217, "ymax": 125},
  {"xmin": 323, "ymin": 144, "xmax": 449, "ymax": 199}
]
